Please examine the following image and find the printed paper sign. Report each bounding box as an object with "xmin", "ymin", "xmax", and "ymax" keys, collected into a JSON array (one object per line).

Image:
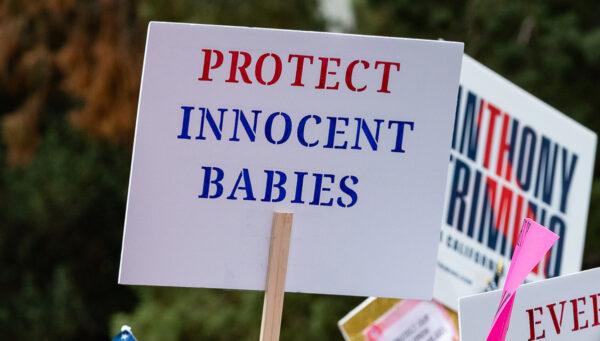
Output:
[
  {"xmin": 363, "ymin": 300, "xmax": 457, "ymax": 341},
  {"xmin": 434, "ymin": 55, "xmax": 597, "ymax": 310},
  {"xmin": 459, "ymin": 267, "xmax": 600, "ymax": 340},
  {"xmin": 118, "ymin": 22, "xmax": 463, "ymax": 298},
  {"xmin": 339, "ymin": 298, "xmax": 458, "ymax": 341}
]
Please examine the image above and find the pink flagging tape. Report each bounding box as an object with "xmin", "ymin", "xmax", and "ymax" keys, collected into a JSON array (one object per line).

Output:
[{"xmin": 486, "ymin": 218, "xmax": 559, "ymax": 341}]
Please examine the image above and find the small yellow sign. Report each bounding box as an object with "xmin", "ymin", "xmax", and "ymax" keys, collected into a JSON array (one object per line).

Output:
[{"xmin": 338, "ymin": 298, "xmax": 459, "ymax": 341}]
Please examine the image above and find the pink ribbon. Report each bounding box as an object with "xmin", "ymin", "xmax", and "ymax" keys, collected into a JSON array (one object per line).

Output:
[{"xmin": 486, "ymin": 218, "xmax": 559, "ymax": 341}]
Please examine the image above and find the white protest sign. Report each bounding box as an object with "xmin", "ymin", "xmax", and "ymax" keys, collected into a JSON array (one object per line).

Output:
[
  {"xmin": 459, "ymin": 267, "xmax": 600, "ymax": 340},
  {"xmin": 434, "ymin": 55, "xmax": 597, "ymax": 310},
  {"xmin": 118, "ymin": 22, "xmax": 463, "ymax": 298}
]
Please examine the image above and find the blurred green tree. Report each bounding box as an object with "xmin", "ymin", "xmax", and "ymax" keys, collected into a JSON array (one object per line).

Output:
[{"xmin": 0, "ymin": 0, "xmax": 143, "ymax": 338}]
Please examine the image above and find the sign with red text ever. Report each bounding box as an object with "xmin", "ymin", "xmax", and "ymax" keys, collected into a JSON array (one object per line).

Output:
[
  {"xmin": 459, "ymin": 267, "xmax": 600, "ymax": 340},
  {"xmin": 433, "ymin": 55, "xmax": 597, "ymax": 310},
  {"xmin": 118, "ymin": 22, "xmax": 463, "ymax": 298}
]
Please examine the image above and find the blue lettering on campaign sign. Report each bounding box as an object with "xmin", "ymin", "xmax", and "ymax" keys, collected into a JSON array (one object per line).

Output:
[{"xmin": 445, "ymin": 87, "xmax": 580, "ymax": 279}]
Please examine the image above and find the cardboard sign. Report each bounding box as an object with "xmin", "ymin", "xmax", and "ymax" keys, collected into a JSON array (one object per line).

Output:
[
  {"xmin": 118, "ymin": 22, "xmax": 463, "ymax": 298},
  {"xmin": 339, "ymin": 298, "xmax": 458, "ymax": 341},
  {"xmin": 434, "ymin": 55, "xmax": 597, "ymax": 310},
  {"xmin": 459, "ymin": 267, "xmax": 600, "ymax": 340}
]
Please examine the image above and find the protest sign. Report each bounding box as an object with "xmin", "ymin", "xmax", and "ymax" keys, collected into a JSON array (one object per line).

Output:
[
  {"xmin": 434, "ymin": 55, "xmax": 597, "ymax": 310},
  {"xmin": 459, "ymin": 267, "xmax": 600, "ymax": 340},
  {"xmin": 118, "ymin": 22, "xmax": 463, "ymax": 299}
]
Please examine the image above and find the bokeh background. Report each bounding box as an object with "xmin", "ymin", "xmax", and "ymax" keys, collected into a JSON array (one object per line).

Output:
[{"xmin": 1, "ymin": 0, "xmax": 599, "ymax": 339}]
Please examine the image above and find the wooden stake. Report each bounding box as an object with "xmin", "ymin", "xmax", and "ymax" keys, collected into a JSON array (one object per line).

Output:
[{"xmin": 259, "ymin": 212, "xmax": 293, "ymax": 341}]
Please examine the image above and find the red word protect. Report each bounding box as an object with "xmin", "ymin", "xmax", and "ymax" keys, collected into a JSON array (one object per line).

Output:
[
  {"xmin": 526, "ymin": 293, "xmax": 600, "ymax": 340},
  {"xmin": 198, "ymin": 49, "xmax": 401, "ymax": 93}
]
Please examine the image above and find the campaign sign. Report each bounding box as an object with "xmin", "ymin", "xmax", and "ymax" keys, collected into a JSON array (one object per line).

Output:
[
  {"xmin": 118, "ymin": 22, "xmax": 463, "ymax": 298},
  {"xmin": 433, "ymin": 55, "xmax": 597, "ymax": 310},
  {"xmin": 459, "ymin": 267, "xmax": 600, "ymax": 340}
]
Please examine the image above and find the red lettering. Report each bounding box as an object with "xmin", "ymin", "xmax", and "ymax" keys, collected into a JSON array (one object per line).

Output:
[
  {"xmin": 571, "ymin": 297, "xmax": 589, "ymax": 331},
  {"xmin": 483, "ymin": 103, "xmax": 501, "ymax": 169},
  {"xmin": 495, "ymin": 185, "xmax": 513, "ymax": 251},
  {"xmin": 546, "ymin": 301, "xmax": 567, "ymax": 334},
  {"xmin": 592, "ymin": 293, "xmax": 600, "ymax": 326},
  {"xmin": 288, "ymin": 54, "xmax": 314, "ymax": 87},
  {"xmin": 225, "ymin": 51, "xmax": 252, "ymax": 84},
  {"xmin": 345, "ymin": 60, "xmax": 369, "ymax": 92},
  {"xmin": 374, "ymin": 61, "xmax": 400, "ymax": 93},
  {"xmin": 199, "ymin": 50, "xmax": 401, "ymax": 93},
  {"xmin": 255, "ymin": 53, "xmax": 282, "ymax": 85},
  {"xmin": 496, "ymin": 113, "xmax": 513, "ymax": 181},
  {"xmin": 198, "ymin": 49, "xmax": 224, "ymax": 81},
  {"xmin": 316, "ymin": 57, "xmax": 340, "ymax": 90},
  {"xmin": 527, "ymin": 307, "xmax": 546, "ymax": 340}
]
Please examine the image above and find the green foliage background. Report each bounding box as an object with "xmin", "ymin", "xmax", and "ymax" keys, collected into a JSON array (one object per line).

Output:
[{"xmin": 0, "ymin": 0, "xmax": 598, "ymax": 339}]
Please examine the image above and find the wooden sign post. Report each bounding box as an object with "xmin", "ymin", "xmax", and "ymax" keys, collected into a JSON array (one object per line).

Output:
[{"xmin": 259, "ymin": 212, "xmax": 294, "ymax": 341}]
